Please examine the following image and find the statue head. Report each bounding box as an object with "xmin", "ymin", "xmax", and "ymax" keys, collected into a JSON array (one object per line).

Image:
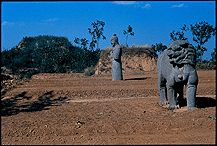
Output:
[
  {"xmin": 110, "ymin": 33, "xmax": 119, "ymax": 47},
  {"xmin": 167, "ymin": 40, "xmax": 196, "ymax": 67},
  {"xmin": 168, "ymin": 40, "xmax": 189, "ymax": 51}
]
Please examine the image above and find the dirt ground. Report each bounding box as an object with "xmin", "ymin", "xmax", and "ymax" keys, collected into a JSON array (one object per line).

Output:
[{"xmin": 1, "ymin": 70, "xmax": 216, "ymax": 145}]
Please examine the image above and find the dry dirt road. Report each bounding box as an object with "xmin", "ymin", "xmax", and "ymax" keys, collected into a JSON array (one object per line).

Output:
[{"xmin": 1, "ymin": 70, "xmax": 216, "ymax": 145}]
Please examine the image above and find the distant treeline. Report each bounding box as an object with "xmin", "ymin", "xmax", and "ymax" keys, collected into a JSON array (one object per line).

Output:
[
  {"xmin": 1, "ymin": 34, "xmax": 215, "ymax": 78},
  {"xmin": 1, "ymin": 35, "xmax": 100, "ymax": 74}
]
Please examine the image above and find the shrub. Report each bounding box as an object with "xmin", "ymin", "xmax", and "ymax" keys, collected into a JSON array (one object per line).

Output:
[
  {"xmin": 19, "ymin": 68, "xmax": 40, "ymax": 79},
  {"xmin": 83, "ymin": 65, "xmax": 95, "ymax": 76},
  {"xmin": 1, "ymin": 35, "xmax": 101, "ymax": 74}
]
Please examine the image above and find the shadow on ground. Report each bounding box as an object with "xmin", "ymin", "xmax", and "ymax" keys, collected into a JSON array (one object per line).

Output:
[
  {"xmin": 124, "ymin": 77, "xmax": 150, "ymax": 81},
  {"xmin": 195, "ymin": 97, "xmax": 216, "ymax": 108},
  {"xmin": 178, "ymin": 96, "xmax": 216, "ymax": 109},
  {"xmin": 1, "ymin": 91, "xmax": 67, "ymax": 117}
]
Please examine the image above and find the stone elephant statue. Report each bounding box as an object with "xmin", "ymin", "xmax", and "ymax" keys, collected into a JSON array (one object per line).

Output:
[{"xmin": 157, "ymin": 40, "xmax": 198, "ymax": 110}]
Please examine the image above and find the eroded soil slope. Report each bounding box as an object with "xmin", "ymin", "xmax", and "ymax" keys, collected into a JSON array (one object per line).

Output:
[{"xmin": 1, "ymin": 70, "xmax": 216, "ymax": 145}]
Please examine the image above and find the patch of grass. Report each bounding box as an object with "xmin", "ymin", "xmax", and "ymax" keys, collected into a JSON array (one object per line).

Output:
[
  {"xmin": 19, "ymin": 69, "xmax": 39, "ymax": 79},
  {"xmin": 83, "ymin": 66, "xmax": 95, "ymax": 76},
  {"xmin": 208, "ymin": 116, "xmax": 216, "ymax": 120}
]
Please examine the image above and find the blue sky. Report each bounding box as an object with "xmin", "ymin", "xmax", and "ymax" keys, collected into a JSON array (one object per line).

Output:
[{"xmin": 1, "ymin": 1, "xmax": 216, "ymax": 60}]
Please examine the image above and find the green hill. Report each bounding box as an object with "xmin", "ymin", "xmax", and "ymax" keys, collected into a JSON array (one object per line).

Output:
[{"xmin": 1, "ymin": 35, "xmax": 100, "ymax": 75}]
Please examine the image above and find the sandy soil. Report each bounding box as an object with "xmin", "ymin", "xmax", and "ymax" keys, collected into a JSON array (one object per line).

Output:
[{"xmin": 1, "ymin": 70, "xmax": 216, "ymax": 145}]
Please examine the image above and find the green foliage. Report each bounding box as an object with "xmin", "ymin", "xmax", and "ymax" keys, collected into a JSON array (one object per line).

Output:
[
  {"xmin": 123, "ymin": 25, "xmax": 134, "ymax": 47},
  {"xmin": 195, "ymin": 46, "xmax": 208, "ymax": 63},
  {"xmin": 72, "ymin": 20, "xmax": 105, "ymax": 71},
  {"xmin": 196, "ymin": 60, "xmax": 216, "ymax": 70},
  {"xmin": 208, "ymin": 116, "xmax": 216, "ymax": 120},
  {"xmin": 19, "ymin": 69, "xmax": 40, "ymax": 79},
  {"xmin": 151, "ymin": 42, "xmax": 167, "ymax": 54},
  {"xmin": 170, "ymin": 24, "xmax": 189, "ymax": 41},
  {"xmin": 73, "ymin": 37, "xmax": 89, "ymax": 51},
  {"xmin": 190, "ymin": 21, "xmax": 216, "ymax": 46},
  {"xmin": 88, "ymin": 20, "xmax": 106, "ymax": 50},
  {"xmin": 83, "ymin": 65, "xmax": 95, "ymax": 76},
  {"xmin": 80, "ymin": 38, "xmax": 89, "ymax": 51},
  {"xmin": 169, "ymin": 22, "xmax": 216, "ymax": 63},
  {"xmin": 211, "ymin": 48, "xmax": 216, "ymax": 63},
  {"xmin": 74, "ymin": 37, "xmax": 80, "ymax": 47},
  {"xmin": 1, "ymin": 35, "xmax": 100, "ymax": 74},
  {"xmin": 190, "ymin": 21, "xmax": 216, "ymax": 62}
]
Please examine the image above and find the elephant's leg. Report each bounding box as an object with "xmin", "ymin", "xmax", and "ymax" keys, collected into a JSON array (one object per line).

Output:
[
  {"xmin": 158, "ymin": 76, "xmax": 168, "ymax": 105},
  {"xmin": 186, "ymin": 72, "xmax": 198, "ymax": 110},
  {"xmin": 167, "ymin": 86, "xmax": 178, "ymax": 109},
  {"xmin": 159, "ymin": 87, "xmax": 168, "ymax": 105},
  {"xmin": 186, "ymin": 84, "xmax": 197, "ymax": 110},
  {"xmin": 167, "ymin": 77, "xmax": 179, "ymax": 109},
  {"xmin": 176, "ymin": 85, "xmax": 185, "ymax": 107}
]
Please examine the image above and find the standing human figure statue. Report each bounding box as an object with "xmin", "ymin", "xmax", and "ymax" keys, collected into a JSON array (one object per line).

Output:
[{"xmin": 110, "ymin": 33, "xmax": 123, "ymax": 80}]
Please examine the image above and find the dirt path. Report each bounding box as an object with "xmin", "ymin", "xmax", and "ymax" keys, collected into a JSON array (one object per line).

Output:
[{"xmin": 1, "ymin": 70, "xmax": 216, "ymax": 145}]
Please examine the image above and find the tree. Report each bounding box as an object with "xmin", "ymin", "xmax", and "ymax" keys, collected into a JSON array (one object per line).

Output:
[
  {"xmin": 190, "ymin": 21, "xmax": 216, "ymax": 62},
  {"xmin": 1, "ymin": 35, "xmax": 96, "ymax": 73},
  {"xmin": 80, "ymin": 38, "xmax": 89, "ymax": 51},
  {"xmin": 211, "ymin": 48, "xmax": 216, "ymax": 63},
  {"xmin": 170, "ymin": 24, "xmax": 189, "ymax": 41},
  {"xmin": 151, "ymin": 42, "xmax": 167, "ymax": 54},
  {"xmin": 123, "ymin": 25, "xmax": 134, "ymax": 47},
  {"xmin": 74, "ymin": 37, "xmax": 80, "ymax": 47},
  {"xmin": 88, "ymin": 20, "xmax": 106, "ymax": 51}
]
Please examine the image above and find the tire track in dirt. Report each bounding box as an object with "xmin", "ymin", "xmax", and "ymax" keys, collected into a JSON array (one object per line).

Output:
[
  {"xmin": 65, "ymin": 96, "xmax": 151, "ymax": 103},
  {"xmin": 64, "ymin": 95, "xmax": 216, "ymax": 103}
]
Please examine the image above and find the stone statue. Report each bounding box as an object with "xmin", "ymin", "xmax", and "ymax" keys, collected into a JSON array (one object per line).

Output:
[
  {"xmin": 157, "ymin": 40, "xmax": 198, "ymax": 110},
  {"xmin": 110, "ymin": 33, "xmax": 123, "ymax": 80}
]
